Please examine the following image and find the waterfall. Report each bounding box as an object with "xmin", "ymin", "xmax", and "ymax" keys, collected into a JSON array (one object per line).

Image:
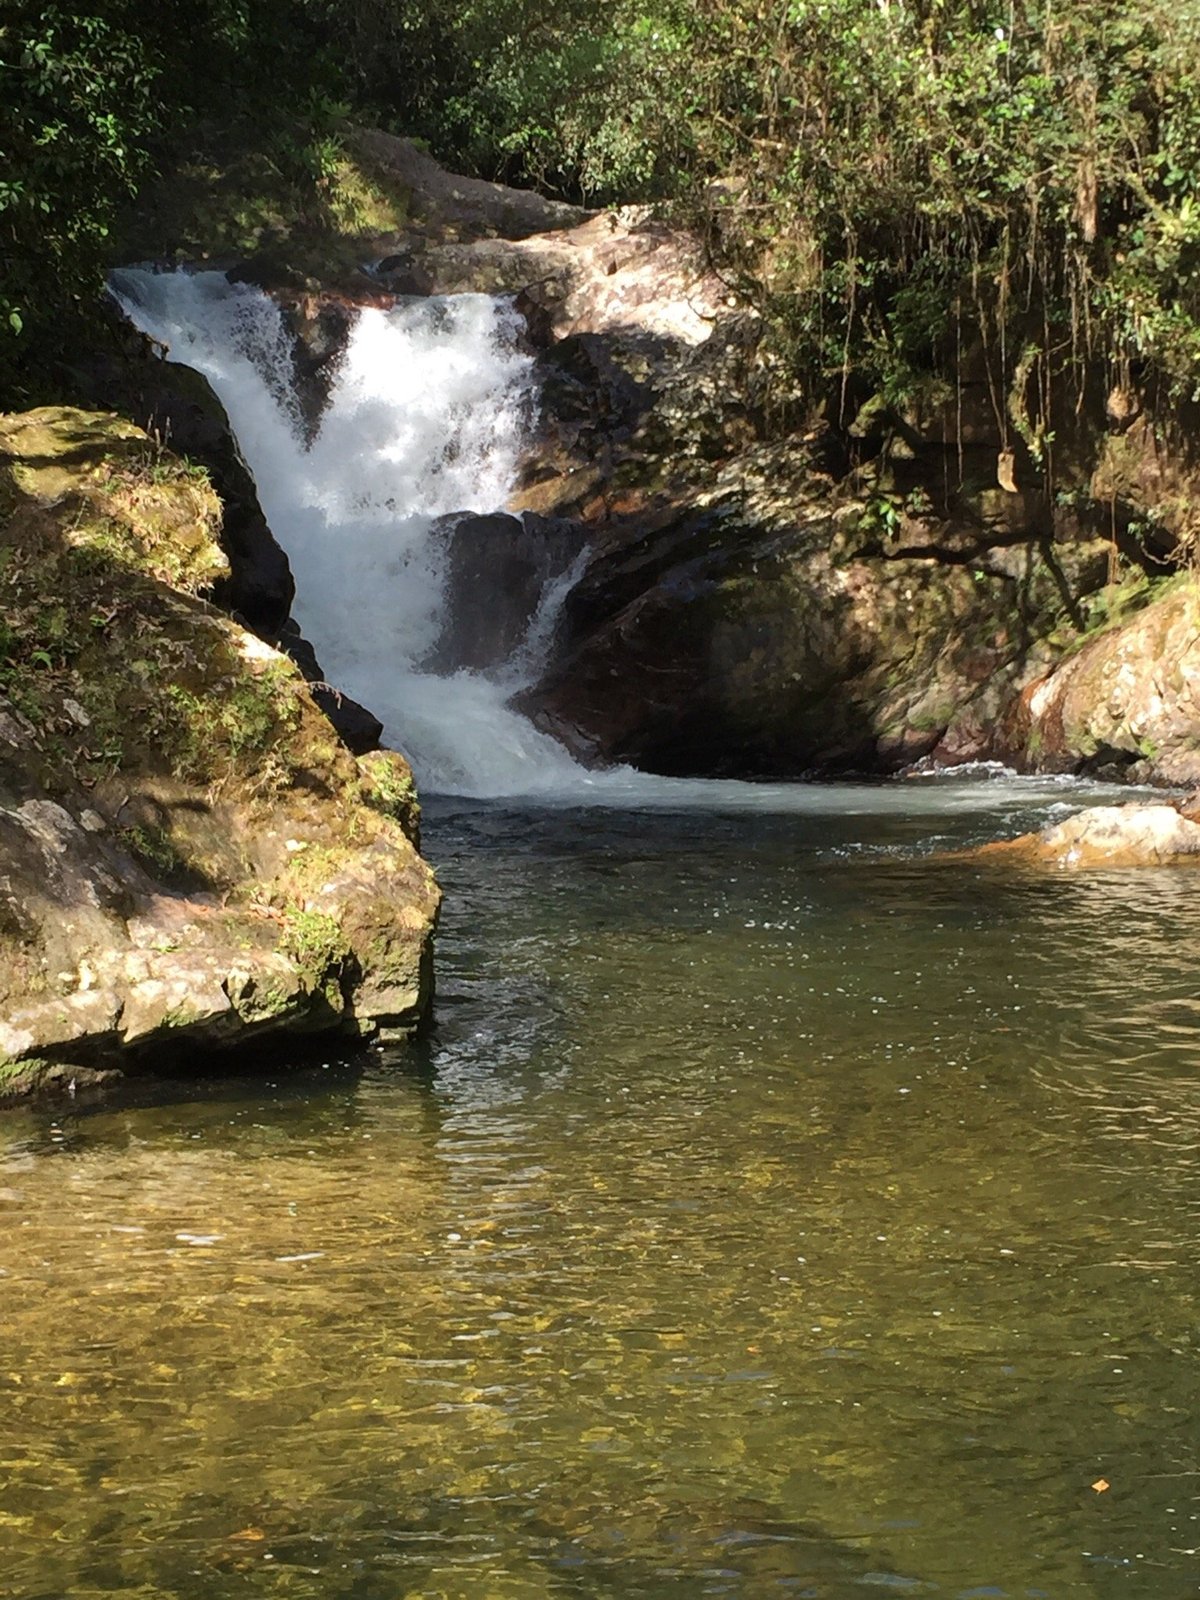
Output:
[
  {"xmin": 109, "ymin": 267, "xmax": 589, "ymax": 798},
  {"xmin": 109, "ymin": 268, "xmax": 1106, "ymax": 819}
]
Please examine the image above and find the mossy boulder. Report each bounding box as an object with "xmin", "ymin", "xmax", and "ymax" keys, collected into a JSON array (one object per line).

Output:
[
  {"xmin": 72, "ymin": 321, "xmax": 295, "ymax": 635},
  {"xmin": 0, "ymin": 407, "xmax": 439, "ymax": 1096}
]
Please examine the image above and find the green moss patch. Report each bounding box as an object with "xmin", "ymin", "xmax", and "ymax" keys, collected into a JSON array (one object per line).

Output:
[{"xmin": 0, "ymin": 408, "xmax": 316, "ymax": 799}]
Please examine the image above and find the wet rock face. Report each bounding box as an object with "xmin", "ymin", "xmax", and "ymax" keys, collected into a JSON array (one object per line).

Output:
[
  {"xmin": 273, "ymin": 292, "xmax": 374, "ymax": 443},
  {"xmin": 0, "ymin": 408, "xmax": 438, "ymax": 1096},
  {"xmin": 428, "ymin": 512, "xmax": 582, "ymax": 675},
  {"xmin": 523, "ymin": 543, "xmax": 1010, "ymax": 776},
  {"xmin": 510, "ymin": 334, "xmax": 1200, "ymax": 780},
  {"xmin": 307, "ymin": 685, "xmax": 384, "ymax": 757}
]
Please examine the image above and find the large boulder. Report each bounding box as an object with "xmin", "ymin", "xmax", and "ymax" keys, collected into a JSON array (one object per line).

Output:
[
  {"xmin": 962, "ymin": 804, "xmax": 1200, "ymax": 869},
  {"xmin": 0, "ymin": 408, "xmax": 437, "ymax": 1098},
  {"xmin": 349, "ymin": 129, "xmax": 588, "ymax": 243},
  {"xmin": 998, "ymin": 575, "xmax": 1200, "ymax": 785},
  {"xmin": 519, "ymin": 442, "xmax": 1109, "ymax": 776}
]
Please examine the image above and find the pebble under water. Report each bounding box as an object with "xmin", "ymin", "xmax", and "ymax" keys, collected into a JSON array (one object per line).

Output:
[{"xmin": 3, "ymin": 781, "xmax": 1200, "ymax": 1599}]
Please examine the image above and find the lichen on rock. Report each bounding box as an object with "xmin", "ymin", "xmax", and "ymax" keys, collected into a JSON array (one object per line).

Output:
[{"xmin": 0, "ymin": 406, "xmax": 439, "ymax": 1097}]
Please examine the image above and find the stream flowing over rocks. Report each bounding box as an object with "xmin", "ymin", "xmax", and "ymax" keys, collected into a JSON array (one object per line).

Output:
[
  {"xmin": 130, "ymin": 131, "xmax": 1199, "ymax": 791},
  {"xmin": 6, "ymin": 136, "xmax": 1200, "ymax": 1090}
]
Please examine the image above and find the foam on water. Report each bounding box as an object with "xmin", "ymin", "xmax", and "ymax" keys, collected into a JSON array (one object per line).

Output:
[
  {"xmin": 110, "ymin": 267, "xmax": 1126, "ymax": 818},
  {"xmin": 111, "ymin": 268, "xmax": 586, "ymax": 797}
]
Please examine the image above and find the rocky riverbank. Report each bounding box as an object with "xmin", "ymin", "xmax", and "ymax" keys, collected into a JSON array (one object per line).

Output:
[
  {"xmin": 0, "ymin": 407, "xmax": 438, "ymax": 1099},
  {"xmin": 7, "ymin": 136, "xmax": 1200, "ymax": 1093}
]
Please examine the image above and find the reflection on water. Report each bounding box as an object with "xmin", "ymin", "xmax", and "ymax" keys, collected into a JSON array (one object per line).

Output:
[{"xmin": 3, "ymin": 784, "xmax": 1200, "ymax": 1598}]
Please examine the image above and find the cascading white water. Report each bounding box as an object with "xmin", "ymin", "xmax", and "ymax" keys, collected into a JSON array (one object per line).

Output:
[
  {"xmin": 109, "ymin": 267, "xmax": 1125, "ymax": 819},
  {"xmin": 110, "ymin": 267, "xmax": 589, "ymax": 798}
]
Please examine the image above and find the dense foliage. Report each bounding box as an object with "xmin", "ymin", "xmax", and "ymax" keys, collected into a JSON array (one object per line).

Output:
[
  {"xmin": 377, "ymin": 0, "xmax": 1200, "ymax": 434},
  {"xmin": 0, "ymin": 0, "xmax": 334, "ymax": 396},
  {"xmin": 688, "ymin": 0, "xmax": 1200, "ymax": 434},
  {"xmin": 4, "ymin": 0, "xmax": 1200, "ymax": 430},
  {"xmin": 1, "ymin": 7, "xmax": 153, "ymax": 355}
]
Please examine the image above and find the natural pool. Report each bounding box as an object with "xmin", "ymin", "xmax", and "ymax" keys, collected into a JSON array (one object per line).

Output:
[{"xmin": 3, "ymin": 779, "xmax": 1199, "ymax": 1598}]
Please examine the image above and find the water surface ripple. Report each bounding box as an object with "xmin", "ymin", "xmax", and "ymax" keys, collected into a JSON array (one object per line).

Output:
[{"xmin": 3, "ymin": 784, "xmax": 1199, "ymax": 1598}]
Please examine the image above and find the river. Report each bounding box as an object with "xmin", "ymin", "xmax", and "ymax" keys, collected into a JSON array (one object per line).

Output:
[{"xmin": 4, "ymin": 777, "xmax": 1199, "ymax": 1598}]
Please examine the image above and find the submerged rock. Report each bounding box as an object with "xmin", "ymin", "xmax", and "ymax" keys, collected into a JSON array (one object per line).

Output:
[
  {"xmin": 963, "ymin": 803, "xmax": 1200, "ymax": 869},
  {"xmin": 274, "ymin": 291, "xmax": 377, "ymax": 442},
  {"xmin": 0, "ymin": 407, "xmax": 438, "ymax": 1096}
]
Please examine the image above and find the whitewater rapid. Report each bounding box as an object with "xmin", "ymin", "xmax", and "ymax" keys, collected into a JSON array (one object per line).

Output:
[
  {"xmin": 110, "ymin": 267, "xmax": 1125, "ymax": 820},
  {"xmin": 110, "ymin": 268, "xmax": 596, "ymax": 797}
]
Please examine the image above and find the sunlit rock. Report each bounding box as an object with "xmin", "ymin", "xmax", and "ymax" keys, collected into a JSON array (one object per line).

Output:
[
  {"xmin": 1001, "ymin": 576, "xmax": 1200, "ymax": 787},
  {"xmin": 965, "ymin": 803, "xmax": 1200, "ymax": 869},
  {"xmin": 0, "ymin": 408, "xmax": 439, "ymax": 1096}
]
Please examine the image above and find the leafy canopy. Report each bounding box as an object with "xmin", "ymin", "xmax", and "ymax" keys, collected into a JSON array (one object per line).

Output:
[{"xmin": 5, "ymin": 0, "xmax": 1200, "ymax": 426}]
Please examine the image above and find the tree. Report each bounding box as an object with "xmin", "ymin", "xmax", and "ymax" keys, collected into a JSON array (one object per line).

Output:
[
  {"xmin": 0, "ymin": 5, "xmax": 156, "ymax": 376},
  {"xmin": 0, "ymin": 0, "xmax": 334, "ymax": 400}
]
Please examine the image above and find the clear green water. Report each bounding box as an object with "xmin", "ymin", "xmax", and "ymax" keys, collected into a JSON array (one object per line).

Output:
[{"xmin": 3, "ymin": 781, "xmax": 1200, "ymax": 1599}]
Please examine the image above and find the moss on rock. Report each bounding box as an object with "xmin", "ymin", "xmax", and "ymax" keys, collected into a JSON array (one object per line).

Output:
[
  {"xmin": 0, "ymin": 407, "xmax": 439, "ymax": 1095},
  {"xmin": 116, "ymin": 123, "xmax": 412, "ymax": 293}
]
